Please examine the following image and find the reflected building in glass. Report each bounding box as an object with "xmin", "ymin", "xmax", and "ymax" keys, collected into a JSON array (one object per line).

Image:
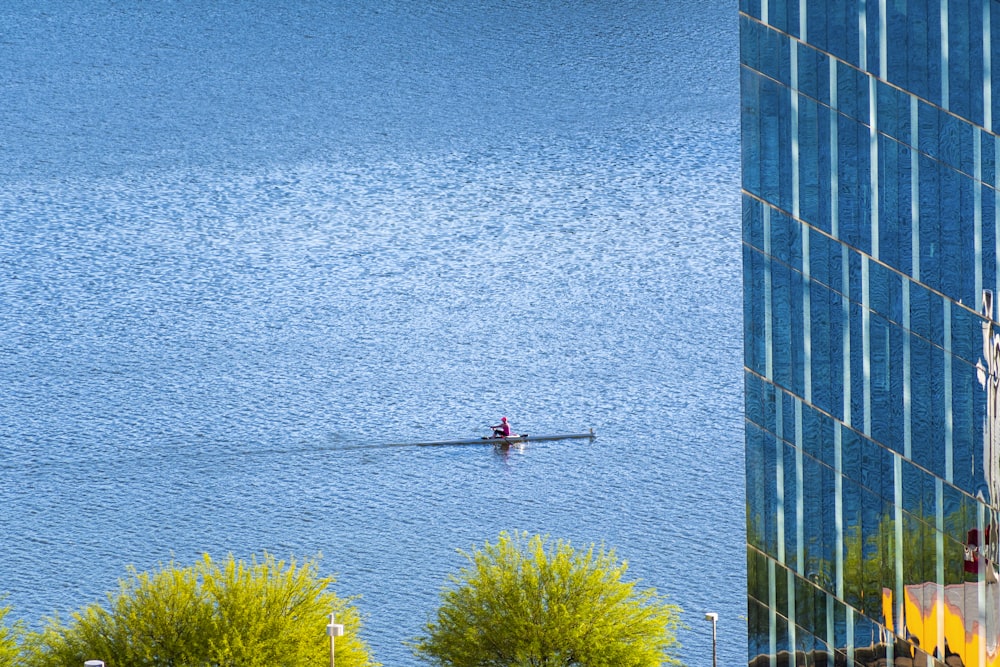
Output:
[{"xmin": 741, "ymin": 1, "xmax": 1000, "ymax": 665}]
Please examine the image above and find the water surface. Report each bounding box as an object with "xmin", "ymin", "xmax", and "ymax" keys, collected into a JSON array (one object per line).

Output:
[{"xmin": 0, "ymin": 2, "xmax": 743, "ymax": 664}]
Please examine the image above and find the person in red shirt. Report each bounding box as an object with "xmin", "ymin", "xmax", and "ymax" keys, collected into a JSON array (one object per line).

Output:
[{"xmin": 491, "ymin": 416, "xmax": 512, "ymax": 438}]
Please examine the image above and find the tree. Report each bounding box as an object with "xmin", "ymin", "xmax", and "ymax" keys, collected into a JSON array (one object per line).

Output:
[
  {"xmin": 412, "ymin": 531, "xmax": 683, "ymax": 667},
  {"xmin": 0, "ymin": 596, "xmax": 23, "ymax": 665},
  {"xmin": 23, "ymin": 553, "xmax": 378, "ymax": 667}
]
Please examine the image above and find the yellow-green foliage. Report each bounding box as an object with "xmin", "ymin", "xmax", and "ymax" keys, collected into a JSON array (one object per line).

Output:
[
  {"xmin": 22, "ymin": 553, "xmax": 378, "ymax": 667},
  {"xmin": 0, "ymin": 597, "xmax": 23, "ymax": 664},
  {"xmin": 412, "ymin": 531, "xmax": 683, "ymax": 667}
]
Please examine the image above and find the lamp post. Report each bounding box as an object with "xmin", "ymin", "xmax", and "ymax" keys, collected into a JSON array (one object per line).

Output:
[
  {"xmin": 327, "ymin": 613, "xmax": 344, "ymax": 667},
  {"xmin": 705, "ymin": 612, "xmax": 718, "ymax": 667}
]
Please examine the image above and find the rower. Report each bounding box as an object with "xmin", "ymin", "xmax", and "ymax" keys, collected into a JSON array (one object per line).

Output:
[{"xmin": 491, "ymin": 417, "xmax": 512, "ymax": 438}]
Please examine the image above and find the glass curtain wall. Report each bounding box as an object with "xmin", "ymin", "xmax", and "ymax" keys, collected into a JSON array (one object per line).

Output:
[{"xmin": 742, "ymin": 0, "xmax": 1000, "ymax": 665}]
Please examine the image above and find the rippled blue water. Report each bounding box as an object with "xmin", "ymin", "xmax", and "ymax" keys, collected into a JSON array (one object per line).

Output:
[{"xmin": 0, "ymin": 2, "xmax": 742, "ymax": 664}]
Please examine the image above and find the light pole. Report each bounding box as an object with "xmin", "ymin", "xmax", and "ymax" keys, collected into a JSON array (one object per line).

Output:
[
  {"xmin": 705, "ymin": 612, "xmax": 718, "ymax": 667},
  {"xmin": 327, "ymin": 613, "xmax": 344, "ymax": 667}
]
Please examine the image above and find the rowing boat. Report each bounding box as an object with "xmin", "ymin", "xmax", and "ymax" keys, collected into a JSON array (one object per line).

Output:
[{"xmin": 402, "ymin": 429, "xmax": 596, "ymax": 448}]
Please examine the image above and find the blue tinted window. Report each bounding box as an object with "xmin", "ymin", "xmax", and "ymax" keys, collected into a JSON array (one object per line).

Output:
[
  {"xmin": 993, "ymin": 2, "xmax": 1000, "ymax": 128},
  {"xmin": 790, "ymin": 270, "xmax": 808, "ymax": 398},
  {"xmin": 869, "ymin": 261, "xmax": 902, "ymax": 325},
  {"xmin": 760, "ymin": 22, "xmax": 792, "ymax": 85},
  {"xmin": 838, "ymin": 117, "xmax": 872, "ymax": 254},
  {"xmin": 772, "ymin": 209, "xmax": 802, "ymax": 273},
  {"xmin": 937, "ymin": 113, "xmax": 975, "ymax": 178},
  {"xmin": 758, "ymin": 77, "xmax": 787, "ymax": 206},
  {"xmin": 744, "ymin": 246, "xmax": 768, "ymax": 377},
  {"xmin": 747, "ymin": 596, "xmax": 768, "ymax": 663},
  {"xmin": 801, "ymin": 401, "xmax": 834, "ymax": 468},
  {"xmin": 874, "ymin": 317, "xmax": 905, "ymax": 454},
  {"xmin": 772, "ymin": 264, "xmax": 805, "ymax": 395},
  {"xmin": 849, "ymin": 301, "xmax": 866, "ymax": 428},
  {"xmin": 799, "ymin": 96, "xmax": 823, "ymax": 228},
  {"xmin": 983, "ymin": 132, "xmax": 996, "ymax": 187},
  {"xmin": 859, "ymin": 491, "xmax": 890, "ymax": 616},
  {"xmin": 816, "ymin": 284, "xmax": 847, "ymax": 421},
  {"xmin": 947, "ymin": 0, "xmax": 982, "ymax": 126},
  {"xmin": 809, "ymin": 282, "xmax": 836, "ymax": 415},
  {"xmin": 902, "ymin": 511, "xmax": 934, "ymax": 583},
  {"xmin": 817, "ymin": 0, "xmax": 861, "ymax": 68},
  {"xmin": 840, "ymin": 479, "xmax": 863, "ymax": 606},
  {"xmin": 863, "ymin": 0, "xmax": 879, "ymax": 77},
  {"xmin": 878, "ymin": 137, "xmax": 914, "ymax": 278},
  {"xmin": 896, "ymin": 0, "xmax": 941, "ymax": 106},
  {"xmin": 941, "ymin": 483, "xmax": 974, "ymax": 543},
  {"xmin": 818, "ymin": 461, "xmax": 838, "ymax": 571},
  {"xmin": 748, "ymin": 548, "xmax": 770, "ymax": 608},
  {"xmin": 950, "ymin": 357, "xmax": 977, "ymax": 493},
  {"xmin": 773, "ymin": 605, "xmax": 790, "ymax": 656},
  {"xmin": 742, "ymin": 69, "xmax": 763, "ymax": 199},
  {"xmin": 876, "ymin": 82, "xmax": 911, "ymax": 146},
  {"xmin": 842, "ymin": 425, "xmax": 863, "ymax": 488},
  {"xmin": 984, "ymin": 186, "xmax": 998, "ymax": 301},
  {"xmin": 810, "ymin": 229, "xmax": 834, "ymax": 288},
  {"xmin": 909, "ymin": 335, "xmax": 946, "ymax": 478},
  {"xmin": 741, "ymin": 14, "xmax": 763, "ymax": 74},
  {"xmin": 769, "ymin": 0, "xmax": 799, "ymax": 38},
  {"xmin": 885, "ymin": 0, "xmax": 914, "ymax": 100},
  {"xmin": 762, "ymin": 425, "xmax": 781, "ymax": 555},
  {"xmin": 901, "ymin": 458, "xmax": 927, "ymax": 517},
  {"xmin": 772, "ymin": 260, "xmax": 794, "ymax": 390},
  {"xmin": 828, "ymin": 235, "xmax": 845, "ymax": 294},
  {"xmin": 935, "ymin": 166, "xmax": 976, "ymax": 303},
  {"xmin": 815, "ymin": 103, "xmax": 834, "ymax": 234},
  {"xmin": 783, "ymin": 440, "xmax": 800, "ymax": 566},
  {"xmin": 917, "ymin": 102, "xmax": 940, "ymax": 165},
  {"xmin": 777, "ymin": 84, "xmax": 795, "ymax": 215},
  {"xmin": 837, "ymin": 62, "xmax": 869, "ymax": 124},
  {"xmin": 782, "ymin": 389, "xmax": 798, "ymax": 440},
  {"xmin": 794, "ymin": 606, "xmax": 818, "ymax": 655},
  {"xmin": 747, "ymin": 423, "xmax": 772, "ymax": 552},
  {"xmin": 744, "ymin": 194, "xmax": 765, "ymax": 251},
  {"xmin": 741, "ymin": 0, "xmax": 762, "ymax": 21},
  {"xmin": 858, "ymin": 431, "xmax": 883, "ymax": 497},
  {"xmin": 908, "ymin": 281, "xmax": 941, "ymax": 345},
  {"xmin": 745, "ymin": 370, "xmax": 775, "ymax": 433},
  {"xmin": 847, "ymin": 252, "xmax": 864, "ymax": 314},
  {"xmin": 797, "ymin": 42, "xmax": 831, "ymax": 106},
  {"xmin": 917, "ymin": 154, "xmax": 943, "ymax": 299},
  {"xmin": 950, "ymin": 303, "xmax": 981, "ymax": 368}
]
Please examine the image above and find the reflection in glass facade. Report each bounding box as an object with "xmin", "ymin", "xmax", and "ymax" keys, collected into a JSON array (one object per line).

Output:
[{"xmin": 742, "ymin": 1, "xmax": 1000, "ymax": 665}]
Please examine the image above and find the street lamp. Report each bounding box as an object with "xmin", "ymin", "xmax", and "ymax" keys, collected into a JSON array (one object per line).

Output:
[
  {"xmin": 327, "ymin": 613, "xmax": 344, "ymax": 667},
  {"xmin": 84, "ymin": 661, "xmax": 105, "ymax": 667},
  {"xmin": 705, "ymin": 612, "xmax": 718, "ymax": 667}
]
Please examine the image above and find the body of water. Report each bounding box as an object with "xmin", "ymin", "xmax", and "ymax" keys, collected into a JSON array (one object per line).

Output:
[{"xmin": 0, "ymin": 2, "xmax": 743, "ymax": 664}]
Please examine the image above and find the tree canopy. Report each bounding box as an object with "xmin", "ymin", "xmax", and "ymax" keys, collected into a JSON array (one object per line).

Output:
[
  {"xmin": 0, "ymin": 597, "xmax": 22, "ymax": 665},
  {"xmin": 412, "ymin": 531, "xmax": 683, "ymax": 667},
  {"xmin": 21, "ymin": 553, "xmax": 377, "ymax": 667}
]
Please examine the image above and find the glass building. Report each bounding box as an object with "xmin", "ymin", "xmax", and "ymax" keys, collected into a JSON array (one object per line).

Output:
[{"xmin": 741, "ymin": 1, "xmax": 1000, "ymax": 665}]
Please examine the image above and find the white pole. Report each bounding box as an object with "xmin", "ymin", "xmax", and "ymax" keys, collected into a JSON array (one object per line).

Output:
[
  {"xmin": 705, "ymin": 612, "xmax": 718, "ymax": 667},
  {"xmin": 327, "ymin": 613, "xmax": 344, "ymax": 667}
]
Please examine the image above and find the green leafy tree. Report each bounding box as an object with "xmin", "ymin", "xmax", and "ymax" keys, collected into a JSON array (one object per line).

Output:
[
  {"xmin": 1, "ymin": 596, "xmax": 23, "ymax": 664},
  {"xmin": 23, "ymin": 553, "xmax": 378, "ymax": 667},
  {"xmin": 412, "ymin": 531, "xmax": 683, "ymax": 667}
]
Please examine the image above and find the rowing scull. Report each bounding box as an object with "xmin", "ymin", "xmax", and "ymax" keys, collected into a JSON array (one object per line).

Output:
[{"xmin": 389, "ymin": 429, "xmax": 596, "ymax": 448}]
